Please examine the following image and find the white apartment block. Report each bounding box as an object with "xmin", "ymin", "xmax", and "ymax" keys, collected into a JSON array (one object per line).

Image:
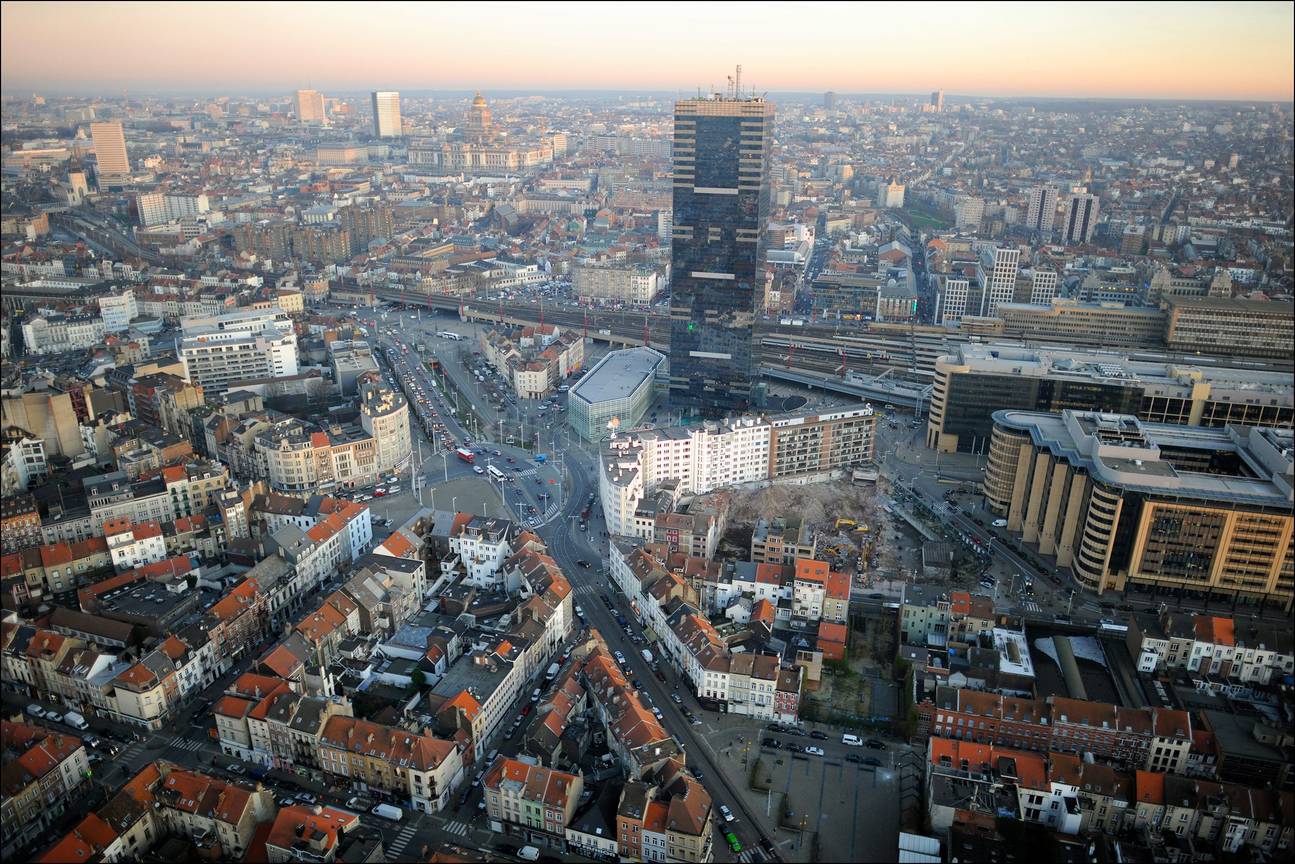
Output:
[
  {"xmin": 96, "ymin": 290, "xmax": 138, "ymax": 331},
  {"xmin": 1028, "ymin": 269, "xmax": 1059, "ymax": 305},
  {"xmin": 976, "ymin": 245, "xmax": 1021, "ymax": 316},
  {"xmin": 572, "ymin": 264, "xmax": 663, "ymax": 304},
  {"xmin": 955, "ymin": 196, "xmax": 984, "ymax": 232},
  {"xmin": 136, "ymin": 192, "xmax": 211, "ymax": 227},
  {"xmin": 938, "ymin": 276, "xmax": 971, "ymax": 324}
]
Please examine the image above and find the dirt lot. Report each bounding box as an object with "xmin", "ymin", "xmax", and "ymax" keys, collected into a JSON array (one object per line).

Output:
[{"xmin": 715, "ymin": 480, "xmax": 904, "ymax": 579}]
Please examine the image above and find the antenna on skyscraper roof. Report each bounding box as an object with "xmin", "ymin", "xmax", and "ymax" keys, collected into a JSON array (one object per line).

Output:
[{"xmin": 735, "ymin": 64, "xmax": 742, "ymax": 98}]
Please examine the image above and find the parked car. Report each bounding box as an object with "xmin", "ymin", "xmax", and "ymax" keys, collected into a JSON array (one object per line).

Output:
[
  {"xmin": 762, "ymin": 738, "xmax": 780, "ymax": 749},
  {"xmin": 862, "ymin": 756, "xmax": 882, "ymax": 767},
  {"xmin": 670, "ymin": 693, "xmax": 683, "ymax": 704},
  {"xmin": 809, "ymin": 730, "xmax": 828, "ymax": 740},
  {"xmin": 719, "ymin": 804, "xmax": 735, "ymax": 823},
  {"xmin": 865, "ymin": 739, "xmax": 887, "ymax": 750},
  {"xmin": 804, "ymin": 746, "xmax": 825, "ymax": 756},
  {"xmin": 845, "ymin": 752, "xmax": 863, "ymax": 764}
]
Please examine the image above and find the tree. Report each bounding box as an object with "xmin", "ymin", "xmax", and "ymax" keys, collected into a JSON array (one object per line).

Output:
[{"xmin": 410, "ymin": 669, "xmax": 427, "ymax": 689}]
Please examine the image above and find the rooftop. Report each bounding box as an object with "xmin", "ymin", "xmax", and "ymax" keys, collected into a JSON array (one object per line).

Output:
[{"xmin": 571, "ymin": 346, "xmax": 665, "ymax": 406}]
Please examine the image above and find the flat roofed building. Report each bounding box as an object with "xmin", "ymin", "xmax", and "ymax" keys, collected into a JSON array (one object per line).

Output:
[
  {"xmin": 1163, "ymin": 296, "xmax": 1294, "ymax": 361},
  {"xmin": 995, "ymin": 299, "xmax": 1166, "ymax": 348},
  {"xmin": 927, "ymin": 344, "xmax": 1294, "ymax": 454},
  {"xmin": 569, "ymin": 347, "xmax": 665, "ymax": 443},
  {"xmin": 984, "ymin": 409, "xmax": 1293, "ymax": 610}
]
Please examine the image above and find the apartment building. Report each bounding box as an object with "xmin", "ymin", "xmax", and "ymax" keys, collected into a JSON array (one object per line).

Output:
[
  {"xmin": 178, "ymin": 307, "xmax": 298, "ymax": 393},
  {"xmin": 20, "ymin": 313, "xmax": 106, "ymax": 355},
  {"xmin": 975, "ymin": 245, "xmax": 1021, "ymax": 317},
  {"xmin": 317, "ymin": 715, "xmax": 464, "ymax": 813},
  {"xmin": 572, "ymin": 264, "xmax": 663, "ymax": 304},
  {"xmin": 1125, "ymin": 611, "xmax": 1294, "ymax": 684},
  {"xmin": 0, "ymin": 721, "xmax": 92, "ymax": 858},
  {"xmin": 985, "ymin": 411, "xmax": 1292, "ymax": 608},
  {"xmin": 927, "ymin": 343, "xmax": 1293, "ymax": 454},
  {"xmin": 103, "ymin": 517, "xmax": 167, "ymax": 572},
  {"xmin": 920, "ymin": 686, "xmax": 1193, "ymax": 773},
  {"xmin": 750, "ymin": 515, "xmax": 816, "ymax": 564},
  {"xmin": 483, "ymin": 757, "xmax": 583, "ymax": 849},
  {"xmin": 601, "ymin": 407, "xmax": 876, "ymax": 536},
  {"xmin": 480, "ymin": 324, "xmax": 585, "ymax": 400}
]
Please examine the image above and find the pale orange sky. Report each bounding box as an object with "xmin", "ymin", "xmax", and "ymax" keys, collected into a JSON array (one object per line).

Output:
[{"xmin": 2, "ymin": 0, "xmax": 1292, "ymax": 99}]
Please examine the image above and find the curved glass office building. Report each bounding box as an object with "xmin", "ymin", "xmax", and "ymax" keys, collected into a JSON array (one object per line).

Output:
[{"xmin": 568, "ymin": 347, "xmax": 665, "ymax": 443}]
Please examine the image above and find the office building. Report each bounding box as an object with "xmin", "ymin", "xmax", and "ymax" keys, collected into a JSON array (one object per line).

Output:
[
  {"xmin": 995, "ymin": 299, "xmax": 1166, "ymax": 348},
  {"xmin": 89, "ymin": 121, "xmax": 129, "ymax": 183},
  {"xmin": 931, "ymin": 90, "xmax": 944, "ymax": 111},
  {"xmin": 975, "ymin": 245, "xmax": 1021, "ymax": 317},
  {"xmin": 1063, "ymin": 193, "xmax": 1099, "ymax": 245},
  {"xmin": 927, "ymin": 343, "xmax": 1293, "ymax": 453},
  {"xmin": 370, "ymin": 90, "xmax": 401, "ymax": 137},
  {"xmin": 1024, "ymin": 185, "xmax": 1058, "ymax": 235},
  {"xmin": 824, "ymin": 91, "xmax": 836, "ymax": 110},
  {"xmin": 668, "ymin": 91, "xmax": 774, "ymax": 417},
  {"xmin": 984, "ymin": 410, "xmax": 1292, "ymax": 609},
  {"xmin": 568, "ymin": 346, "xmax": 665, "ymax": 443},
  {"xmin": 294, "ymin": 89, "xmax": 325, "ymax": 123},
  {"xmin": 1163, "ymin": 296, "xmax": 1294, "ymax": 360},
  {"xmin": 329, "ymin": 339, "xmax": 379, "ymax": 395}
]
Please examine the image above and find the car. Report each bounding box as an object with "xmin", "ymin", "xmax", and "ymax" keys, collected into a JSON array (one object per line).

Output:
[
  {"xmin": 632, "ymin": 678, "xmax": 642, "ymax": 688},
  {"xmin": 83, "ymin": 733, "xmax": 101, "ymax": 748},
  {"xmin": 719, "ymin": 803, "xmax": 735, "ymax": 823},
  {"xmin": 25, "ymin": 704, "xmax": 44, "ymax": 719},
  {"xmin": 278, "ymin": 796, "xmax": 296, "ymax": 807},
  {"xmin": 692, "ymin": 766, "xmax": 703, "ymax": 780},
  {"xmin": 347, "ymin": 796, "xmax": 366, "ymax": 809},
  {"xmin": 294, "ymin": 792, "xmax": 315, "ymax": 803},
  {"xmin": 862, "ymin": 756, "xmax": 882, "ymax": 767},
  {"xmin": 845, "ymin": 752, "xmax": 863, "ymax": 763},
  {"xmin": 809, "ymin": 730, "xmax": 828, "ymax": 740},
  {"xmin": 531, "ymin": 688, "xmax": 541, "ymax": 702},
  {"xmin": 487, "ymin": 749, "xmax": 498, "ymax": 762},
  {"xmin": 762, "ymin": 738, "xmax": 780, "ymax": 748},
  {"xmin": 45, "ymin": 711, "xmax": 64, "ymax": 724},
  {"xmin": 473, "ymin": 466, "xmax": 485, "ymax": 474},
  {"xmin": 804, "ymin": 746, "xmax": 824, "ymax": 756},
  {"xmin": 651, "ymin": 707, "xmax": 663, "ymax": 719},
  {"xmin": 670, "ymin": 693, "xmax": 683, "ymax": 704},
  {"xmin": 373, "ymin": 490, "xmax": 385, "ymax": 497},
  {"xmin": 865, "ymin": 739, "xmax": 887, "ymax": 750},
  {"xmin": 521, "ymin": 704, "xmax": 532, "ymax": 717},
  {"xmin": 576, "ymin": 559, "xmax": 591, "ymax": 569},
  {"xmin": 725, "ymin": 830, "xmax": 742, "ymax": 853}
]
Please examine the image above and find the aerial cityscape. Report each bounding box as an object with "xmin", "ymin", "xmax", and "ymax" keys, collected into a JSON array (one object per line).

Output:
[{"xmin": 1, "ymin": 2, "xmax": 1292, "ymax": 863}]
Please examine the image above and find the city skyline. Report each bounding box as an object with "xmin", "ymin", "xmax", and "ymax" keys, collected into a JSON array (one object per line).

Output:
[{"xmin": 2, "ymin": 1, "xmax": 1293, "ymax": 101}]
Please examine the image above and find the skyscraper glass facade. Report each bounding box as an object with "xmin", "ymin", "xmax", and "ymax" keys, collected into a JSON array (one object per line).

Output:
[{"xmin": 668, "ymin": 96, "xmax": 772, "ymax": 417}]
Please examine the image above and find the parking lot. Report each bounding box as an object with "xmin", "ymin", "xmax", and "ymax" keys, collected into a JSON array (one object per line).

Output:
[{"xmin": 689, "ymin": 713, "xmax": 910, "ymax": 863}]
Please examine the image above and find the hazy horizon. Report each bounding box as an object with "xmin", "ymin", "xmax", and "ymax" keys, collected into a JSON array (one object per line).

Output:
[{"xmin": 3, "ymin": 0, "xmax": 1292, "ymax": 101}]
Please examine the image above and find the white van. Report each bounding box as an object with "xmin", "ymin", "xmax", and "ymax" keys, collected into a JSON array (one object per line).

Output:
[
  {"xmin": 841, "ymin": 734, "xmax": 864, "ymax": 747},
  {"xmin": 517, "ymin": 847, "xmax": 540, "ymax": 862},
  {"xmin": 64, "ymin": 711, "xmax": 89, "ymax": 730},
  {"xmin": 371, "ymin": 803, "xmax": 404, "ymax": 821}
]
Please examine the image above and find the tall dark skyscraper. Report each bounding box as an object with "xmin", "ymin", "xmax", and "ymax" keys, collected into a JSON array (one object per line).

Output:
[{"xmin": 668, "ymin": 93, "xmax": 773, "ymax": 417}]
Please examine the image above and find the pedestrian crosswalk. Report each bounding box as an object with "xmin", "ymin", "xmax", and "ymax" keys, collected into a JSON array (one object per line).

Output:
[
  {"xmin": 166, "ymin": 734, "xmax": 204, "ymax": 753},
  {"xmin": 735, "ymin": 849, "xmax": 757, "ymax": 863},
  {"xmin": 441, "ymin": 820, "xmax": 471, "ymax": 837},
  {"xmin": 572, "ymin": 583, "xmax": 601, "ymax": 597},
  {"xmin": 386, "ymin": 822, "xmax": 419, "ymax": 858},
  {"xmin": 1023, "ymin": 600, "xmax": 1042, "ymax": 613}
]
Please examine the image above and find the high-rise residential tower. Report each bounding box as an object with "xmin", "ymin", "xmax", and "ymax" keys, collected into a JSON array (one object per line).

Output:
[
  {"xmin": 668, "ymin": 91, "xmax": 774, "ymax": 417},
  {"xmin": 1025, "ymin": 184, "xmax": 1058, "ymax": 235},
  {"xmin": 823, "ymin": 91, "xmax": 836, "ymax": 110},
  {"xmin": 930, "ymin": 90, "xmax": 944, "ymax": 111},
  {"xmin": 90, "ymin": 121, "xmax": 129, "ymax": 184},
  {"xmin": 371, "ymin": 90, "xmax": 401, "ymax": 138},
  {"xmin": 295, "ymin": 89, "xmax": 325, "ymax": 123},
  {"xmin": 1064, "ymin": 192, "xmax": 1100, "ymax": 245}
]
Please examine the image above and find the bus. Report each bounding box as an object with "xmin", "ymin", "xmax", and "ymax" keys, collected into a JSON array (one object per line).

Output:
[
  {"xmin": 487, "ymin": 465, "xmax": 505, "ymax": 482},
  {"xmin": 455, "ymin": 448, "xmax": 475, "ymax": 463}
]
